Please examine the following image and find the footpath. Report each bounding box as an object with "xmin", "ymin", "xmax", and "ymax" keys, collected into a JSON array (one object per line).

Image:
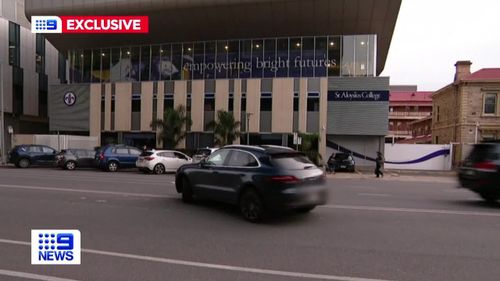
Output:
[{"xmin": 328, "ymin": 168, "xmax": 457, "ymax": 183}]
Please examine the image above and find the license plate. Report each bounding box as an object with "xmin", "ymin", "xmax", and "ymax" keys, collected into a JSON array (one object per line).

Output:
[
  {"xmin": 465, "ymin": 170, "xmax": 475, "ymax": 176},
  {"xmin": 340, "ymin": 165, "xmax": 346, "ymax": 168}
]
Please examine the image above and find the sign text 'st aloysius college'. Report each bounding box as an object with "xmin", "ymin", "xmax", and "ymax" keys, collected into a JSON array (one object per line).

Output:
[{"xmin": 327, "ymin": 91, "xmax": 389, "ymax": 102}]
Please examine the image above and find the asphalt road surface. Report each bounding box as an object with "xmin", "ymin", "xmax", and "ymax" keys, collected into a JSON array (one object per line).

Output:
[{"xmin": 1, "ymin": 167, "xmax": 499, "ymax": 281}]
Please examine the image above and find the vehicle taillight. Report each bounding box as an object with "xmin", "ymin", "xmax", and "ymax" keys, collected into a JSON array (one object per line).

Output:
[
  {"xmin": 98, "ymin": 153, "xmax": 104, "ymax": 160},
  {"xmin": 473, "ymin": 161, "xmax": 496, "ymax": 171},
  {"xmin": 144, "ymin": 157, "xmax": 155, "ymax": 161},
  {"xmin": 268, "ymin": 175, "xmax": 301, "ymax": 184}
]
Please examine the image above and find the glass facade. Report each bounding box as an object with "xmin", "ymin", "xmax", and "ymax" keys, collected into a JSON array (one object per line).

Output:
[{"xmin": 68, "ymin": 35, "xmax": 376, "ymax": 83}]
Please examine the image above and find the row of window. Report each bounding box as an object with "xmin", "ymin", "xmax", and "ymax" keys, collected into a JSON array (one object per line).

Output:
[{"xmin": 69, "ymin": 35, "xmax": 376, "ymax": 83}]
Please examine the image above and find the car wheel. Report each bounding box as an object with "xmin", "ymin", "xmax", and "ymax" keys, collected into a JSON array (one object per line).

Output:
[
  {"xmin": 107, "ymin": 161, "xmax": 118, "ymax": 172},
  {"xmin": 240, "ymin": 188, "xmax": 266, "ymax": 222},
  {"xmin": 479, "ymin": 191, "xmax": 498, "ymax": 203},
  {"xmin": 18, "ymin": 158, "xmax": 30, "ymax": 168},
  {"xmin": 153, "ymin": 164, "xmax": 166, "ymax": 175},
  {"xmin": 295, "ymin": 206, "xmax": 316, "ymax": 213},
  {"xmin": 181, "ymin": 176, "xmax": 194, "ymax": 203},
  {"xmin": 65, "ymin": 161, "xmax": 76, "ymax": 171}
]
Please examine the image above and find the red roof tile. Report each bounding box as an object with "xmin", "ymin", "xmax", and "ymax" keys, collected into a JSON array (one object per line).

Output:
[
  {"xmin": 464, "ymin": 68, "xmax": 500, "ymax": 81},
  {"xmin": 389, "ymin": 91, "xmax": 433, "ymax": 102}
]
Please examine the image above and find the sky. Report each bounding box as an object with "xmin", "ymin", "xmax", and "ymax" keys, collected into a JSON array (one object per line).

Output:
[{"xmin": 381, "ymin": 0, "xmax": 500, "ymax": 91}]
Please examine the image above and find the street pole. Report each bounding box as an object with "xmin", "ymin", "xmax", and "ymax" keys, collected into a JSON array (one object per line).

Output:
[
  {"xmin": 474, "ymin": 121, "xmax": 479, "ymax": 144},
  {"xmin": 246, "ymin": 112, "xmax": 252, "ymax": 145},
  {"xmin": 0, "ymin": 62, "xmax": 5, "ymax": 164}
]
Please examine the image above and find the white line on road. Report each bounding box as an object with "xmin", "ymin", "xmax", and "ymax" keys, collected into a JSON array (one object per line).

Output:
[
  {"xmin": 0, "ymin": 183, "xmax": 176, "ymax": 199},
  {"xmin": 321, "ymin": 204, "xmax": 500, "ymax": 218},
  {"xmin": 0, "ymin": 269, "xmax": 80, "ymax": 281},
  {"xmin": 0, "ymin": 238, "xmax": 391, "ymax": 281},
  {"xmin": 357, "ymin": 193, "xmax": 391, "ymax": 197}
]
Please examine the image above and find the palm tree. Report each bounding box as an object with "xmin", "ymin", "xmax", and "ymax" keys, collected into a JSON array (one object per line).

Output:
[
  {"xmin": 151, "ymin": 105, "xmax": 192, "ymax": 149},
  {"xmin": 207, "ymin": 110, "xmax": 241, "ymax": 146}
]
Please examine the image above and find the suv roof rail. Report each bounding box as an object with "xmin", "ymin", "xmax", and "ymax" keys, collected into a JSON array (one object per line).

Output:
[
  {"xmin": 259, "ymin": 145, "xmax": 294, "ymax": 150},
  {"xmin": 223, "ymin": 145, "xmax": 266, "ymax": 151}
]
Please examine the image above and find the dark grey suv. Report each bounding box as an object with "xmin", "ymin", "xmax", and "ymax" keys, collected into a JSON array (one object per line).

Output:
[
  {"xmin": 458, "ymin": 142, "xmax": 500, "ymax": 202},
  {"xmin": 175, "ymin": 145, "xmax": 327, "ymax": 222}
]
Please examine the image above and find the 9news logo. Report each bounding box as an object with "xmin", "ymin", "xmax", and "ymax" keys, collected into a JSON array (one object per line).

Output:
[
  {"xmin": 31, "ymin": 16, "xmax": 62, "ymax": 33},
  {"xmin": 31, "ymin": 230, "xmax": 81, "ymax": 265}
]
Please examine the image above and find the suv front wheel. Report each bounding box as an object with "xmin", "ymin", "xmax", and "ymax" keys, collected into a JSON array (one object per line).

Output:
[{"xmin": 17, "ymin": 158, "xmax": 31, "ymax": 168}]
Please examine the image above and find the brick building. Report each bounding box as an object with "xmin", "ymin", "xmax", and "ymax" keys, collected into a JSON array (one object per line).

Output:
[{"xmin": 432, "ymin": 61, "xmax": 500, "ymax": 161}]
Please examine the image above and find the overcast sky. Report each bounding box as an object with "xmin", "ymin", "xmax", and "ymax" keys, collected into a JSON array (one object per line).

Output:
[{"xmin": 381, "ymin": 0, "xmax": 500, "ymax": 91}]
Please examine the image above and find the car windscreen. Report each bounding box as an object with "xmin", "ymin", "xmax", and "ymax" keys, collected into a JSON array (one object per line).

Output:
[
  {"xmin": 270, "ymin": 153, "xmax": 314, "ymax": 170},
  {"xmin": 468, "ymin": 144, "xmax": 499, "ymax": 161},
  {"xmin": 335, "ymin": 154, "xmax": 350, "ymax": 160}
]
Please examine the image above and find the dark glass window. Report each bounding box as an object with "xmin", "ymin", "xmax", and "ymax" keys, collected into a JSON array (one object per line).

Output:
[
  {"xmin": 204, "ymin": 42, "xmax": 216, "ymax": 79},
  {"xmin": 260, "ymin": 93, "xmax": 272, "ymax": 111},
  {"xmin": 132, "ymin": 95, "xmax": 141, "ymax": 112},
  {"xmin": 227, "ymin": 150, "xmax": 258, "ymax": 167},
  {"xmin": 171, "ymin": 44, "xmax": 182, "ymax": 80},
  {"xmin": 216, "ymin": 41, "xmax": 228, "ymax": 79},
  {"xmin": 100, "ymin": 49, "xmax": 110, "ymax": 82},
  {"xmin": 251, "ymin": 39, "xmax": 263, "ymax": 78},
  {"xmin": 164, "ymin": 94, "xmax": 174, "ymax": 111},
  {"xmin": 39, "ymin": 74, "xmax": 48, "ymax": 117},
  {"xmin": 91, "ymin": 49, "xmax": 101, "ymax": 82},
  {"xmin": 110, "ymin": 48, "xmax": 121, "ymax": 81},
  {"xmin": 302, "ymin": 37, "xmax": 314, "ymax": 77},
  {"xmin": 307, "ymin": 93, "xmax": 320, "ymax": 112},
  {"xmin": 187, "ymin": 94, "xmax": 192, "ymax": 111},
  {"xmin": 204, "ymin": 94, "xmax": 215, "ymax": 112},
  {"xmin": 58, "ymin": 52, "xmax": 67, "ymax": 83},
  {"xmin": 227, "ymin": 41, "xmax": 240, "ymax": 79},
  {"xmin": 150, "ymin": 45, "xmax": 161, "ymax": 80},
  {"xmin": 159, "ymin": 44, "xmax": 172, "ymax": 81},
  {"xmin": 239, "ymin": 40, "xmax": 252, "ymax": 78},
  {"xmin": 82, "ymin": 49, "xmax": 92, "ymax": 82},
  {"xmin": 328, "ymin": 36, "xmax": 341, "ymax": 76},
  {"xmin": 128, "ymin": 47, "xmax": 140, "ymax": 81},
  {"xmin": 73, "ymin": 50, "xmax": 84, "ymax": 83},
  {"xmin": 241, "ymin": 93, "xmax": 247, "ymax": 112},
  {"xmin": 263, "ymin": 39, "xmax": 276, "ymax": 78},
  {"xmin": 289, "ymin": 38, "xmax": 302, "ymax": 77},
  {"xmin": 12, "ymin": 66, "xmax": 23, "ymax": 115},
  {"xmin": 228, "ymin": 94, "xmax": 234, "ymax": 112},
  {"xmin": 182, "ymin": 43, "xmax": 194, "ymax": 80},
  {"xmin": 276, "ymin": 38, "xmax": 289, "ymax": 77},
  {"xmin": 314, "ymin": 37, "xmax": 327, "ymax": 77},
  {"xmin": 8, "ymin": 22, "xmax": 20, "ymax": 67},
  {"xmin": 36, "ymin": 34, "xmax": 45, "ymax": 74},
  {"xmin": 140, "ymin": 45, "xmax": 151, "ymax": 81},
  {"xmin": 293, "ymin": 94, "xmax": 299, "ymax": 111},
  {"xmin": 193, "ymin": 42, "xmax": 204, "ymax": 79}
]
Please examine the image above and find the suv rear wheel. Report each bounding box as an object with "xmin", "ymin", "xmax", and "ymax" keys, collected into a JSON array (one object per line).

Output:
[
  {"xmin": 107, "ymin": 161, "xmax": 119, "ymax": 172},
  {"xmin": 240, "ymin": 188, "xmax": 266, "ymax": 222},
  {"xmin": 17, "ymin": 158, "xmax": 31, "ymax": 168}
]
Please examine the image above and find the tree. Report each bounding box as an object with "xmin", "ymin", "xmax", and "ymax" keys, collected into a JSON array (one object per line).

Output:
[
  {"xmin": 151, "ymin": 105, "xmax": 192, "ymax": 149},
  {"xmin": 207, "ymin": 110, "xmax": 241, "ymax": 146},
  {"xmin": 298, "ymin": 133, "xmax": 322, "ymax": 166}
]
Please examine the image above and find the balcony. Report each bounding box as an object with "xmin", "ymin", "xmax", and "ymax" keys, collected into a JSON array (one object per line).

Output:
[{"xmin": 389, "ymin": 111, "xmax": 431, "ymax": 119}]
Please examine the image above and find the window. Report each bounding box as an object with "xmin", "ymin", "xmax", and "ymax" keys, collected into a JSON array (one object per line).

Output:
[
  {"xmin": 228, "ymin": 93, "xmax": 234, "ymax": 112},
  {"xmin": 8, "ymin": 22, "xmax": 20, "ymax": 66},
  {"xmin": 484, "ymin": 93, "xmax": 497, "ymax": 114},
  {"xmin": 174, "ymin": 152, "xmax": 189, "ymax": 160},
  {"xmin": 129, "ymin": 148, "xmax": 142, "ymax": 156},
  {"xmin": 42, "ymin": 147, "xmax": 54, "ymax": 154},
  {"xmin": 227, "ymin": 151, "xmax": 258, "ymax": 167},
  {"xmin": 115, "ymin": 148, "xmax": 128, "ymax": 154},
  {"xmin": 293, "ymin": 93, "xmax": 299, "ymax": 111},
  {"xmin": 260, "ymin": 93, "xmax": 272, "ymax": 111},
  {"xmin": 28, "ymin": 146, "xmax": 42, "ymax": 153},
  {"xmin": 36, "ymin": 34, "xmax": 45, "ymax": 74},
  {"xmin": 204, "ymin": 93, "xmax": 215, "ymax": 112},
  {"xmin": 159, "ymin": 152, "xmax": 175, "ymax": 158},
  {"xmin": 207, "ymin": 149, "xmax": 230, "ymax": 166},
  {"xmin": 132, "ymin": 95, "xmax": 141, "ymax": 112},
  {"xmin": 164, "ymin": 94, "xmax": 174, "ymax": 110},
  {"xmin": 100, "ymin": 49, "xmax": 110, "ymax": 82},
  {"xmin": 307, "ymin": 93, "xmax": 320, "ymax": 112},
  {"xmin": 58, "ymin": 52, "xmax": 67, "ymax": 83}
]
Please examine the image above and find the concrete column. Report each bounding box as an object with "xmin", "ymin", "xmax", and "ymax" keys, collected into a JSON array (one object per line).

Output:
[
  {"xmin": 104, "ymin": 83, "xmax": 112, "ymax": 131},
  {"xmin": 272, "ymin": 78, "xmax": 294, "ymax": 133},
  {"xmin": 89, "ymin": 84, "xmax": 101, "ymax": 143},
  {"xmin": 246, "ymin": 79, "xmax": 261, "ymax": 133},
  {"xmin": 298, "ymin": 78, "xmax": 308, "ymax": 132},
  {"xmin": 114, "ymin": 82, "xmax": 132, "ymax": 131},
  {"xmin": 215, "ymin": 80, "xmax": 229, "ymax": 112},
  {"xmin": 233, "ymin": 80, "xmax": 242, "ymax": 144},
  {"xmin": 191, "ymin": 80, "xmax": 204, "ymax": 132},
  {"xmin": 319, "ymin": 78, "xmax": 328, "ymax": 162},
  {"xmin": 140, "ymin": 82, "xmax": 153, "ymax": 131}
]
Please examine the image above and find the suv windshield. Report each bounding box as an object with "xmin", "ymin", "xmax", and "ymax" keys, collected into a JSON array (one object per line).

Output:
[{"xmin": 270, "ymin": 153, "xmax": 314, "ymax": 170}]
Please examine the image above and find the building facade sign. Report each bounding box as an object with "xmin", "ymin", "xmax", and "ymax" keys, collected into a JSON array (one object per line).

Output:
[{"xmin": 328, "ymin": 91, "xmax": 389, "ymax": 102}]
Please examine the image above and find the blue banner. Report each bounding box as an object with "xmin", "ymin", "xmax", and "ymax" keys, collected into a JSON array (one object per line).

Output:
[{"xmin": 328, "ymin": 91, "xmax": 389, "ymax": 102}]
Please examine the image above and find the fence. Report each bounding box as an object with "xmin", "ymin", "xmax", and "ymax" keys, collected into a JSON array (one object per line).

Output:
[{"xmin": 13, "ymin": 134, "xmax": 99, "ymax": 151}]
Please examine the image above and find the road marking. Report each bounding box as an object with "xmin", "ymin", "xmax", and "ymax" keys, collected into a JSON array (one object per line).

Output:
[
  {"xmin": 0, "ymin": 269, "xmax": 80, "ymax": 281},
  {"xmin": 0, "ymin": 238, "xmax": 391, "ymax": 281},
  {"xmin": 0, "ymin": 183, "xmax": 176, "ymax": 199},
  {"xmin": 357, "ymin": 193, "xmax": 391, "ymax": 197},
  {"xmin": 321, "ymin": 204, "xmax": 500, "ymax": 218}
]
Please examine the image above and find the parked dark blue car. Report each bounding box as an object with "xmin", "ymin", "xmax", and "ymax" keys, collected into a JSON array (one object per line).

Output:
[
  {"xmin": 175, "ymin": 145, "xmax": 327, "ymax": 222},
  {"xmin": 95, "ymin": 144, "xmax": 142, "ymax": 172},
  {"xmin": 8, "ymin": 145, "xmax": 58, "ymax": 168}
]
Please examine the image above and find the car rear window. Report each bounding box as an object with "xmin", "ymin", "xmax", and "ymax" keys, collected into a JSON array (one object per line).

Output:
[
  {"xmin": 469, "ymin": 144, "xmax": 500, "ymax": 161},
  {"xmin": 270, "ymin": 153, "xmax": 314, "ymax": 169},
  {"xmin": 335, "ymin": 153, "xmax": 350, "ymax": 160}
]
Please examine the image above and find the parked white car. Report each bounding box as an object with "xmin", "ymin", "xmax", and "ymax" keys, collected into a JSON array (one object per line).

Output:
[{"xmin": 136, "ymin": 150, "xmax": 192, "ymax": 174}]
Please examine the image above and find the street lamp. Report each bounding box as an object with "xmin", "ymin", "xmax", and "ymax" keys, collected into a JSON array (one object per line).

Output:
[{"xmin": 245, "ymin": 112, "xmax": 253, "ymax": 145}]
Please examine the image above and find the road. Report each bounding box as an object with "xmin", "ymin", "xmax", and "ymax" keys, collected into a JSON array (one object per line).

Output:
[{"xmin": 0, "ymin": 167, "xmax": 499, "ymax": 281}]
